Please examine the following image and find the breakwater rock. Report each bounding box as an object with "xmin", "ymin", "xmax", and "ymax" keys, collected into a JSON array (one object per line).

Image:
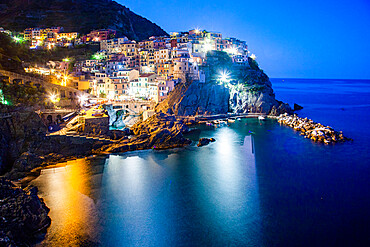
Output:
[
  {"xmin": 276, "ymin": 113, "xmax": 352, "ymax": 144},
  {"xmin": 197, "ymin": 138, "xmax": 216, "ymax": 147},
  {"xmin": 0, "ymin": 178, "xmax": 51, "ymax": 246},
  {"xmin": 97, "ymin": 113, "xmax": 191, "ymax": 153}
]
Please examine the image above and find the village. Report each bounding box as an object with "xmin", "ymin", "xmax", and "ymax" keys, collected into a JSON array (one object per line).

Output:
[{"xmin": 1, "ymin": 26, "xmax": 252, "ymax": 106}]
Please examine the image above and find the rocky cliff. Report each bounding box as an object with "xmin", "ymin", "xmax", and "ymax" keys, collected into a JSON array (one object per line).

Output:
[
  {"xmin": 0, "ymin": 178, "xmax": 51, "ymax": 246},
  {"xmin": 156, "ymin": 54, "xmax": 292, "ymax": 116},
  {"xmin": 0, "ymin": 106, "xmax": 47, "ymax": 174},
  {"xmin": 156, "ymin": 80, "xmax": 230, "ymax": 116},
  {"xmin": 0, "ymin": 0, "xmax": 168, "ymax": 40},
  {"xmin": 228, "ymin": 67, "xmax": 292, "ymax": 115},
  {"xmin": 0, "ymin": 106, "xmax": 110, "ymax": 180}
]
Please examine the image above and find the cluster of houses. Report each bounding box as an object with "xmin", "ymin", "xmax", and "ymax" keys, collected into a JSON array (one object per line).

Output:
[
  {"xmin": 17, "ymin": 27, "xmax": 117, "ymax": 49},
  {"xmin": 22, "ymin": 28, "xmax": 251, "ymax": 103}
]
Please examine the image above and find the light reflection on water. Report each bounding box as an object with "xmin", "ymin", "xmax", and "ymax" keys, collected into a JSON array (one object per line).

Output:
[
  {"xmin": 30, "ymin": 79, "xmax": 370, "ymax": 246},
  {"xmin": 31, "ymin": 127, "xmax": 261, "ymax": 246}
]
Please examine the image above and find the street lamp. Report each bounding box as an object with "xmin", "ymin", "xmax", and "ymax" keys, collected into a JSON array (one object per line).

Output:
[
  {"xmin": 218, "ymin": 70, "xmax": 230, "ymax": 84},
  {"xmin": 78, "ymin": 95, "xmax": 87, "ymax": 106},
  {"xmin": 49, "ymin": 93, "xmax": 58, "ymax": 103}
]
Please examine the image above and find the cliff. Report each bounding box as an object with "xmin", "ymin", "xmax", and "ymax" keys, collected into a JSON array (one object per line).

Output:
[
  {"xmin": 155, "ymin": 80, "xmax": 230, "ymax": 116},
  {"xmin": 0, "ymin": 106, "xmax": 110, "ymax": 179},
  {"xmin": 0, "ymin": 0, "xmax": 168, "ymax": 40},
  {"xmin": 228, "ymin": 65, "xmax": 292, "ymax": 115},
  {"xmin": 0, "ymin": 178, "xmax": 51, "ymax": 246},
  {"xmin": 0, "ymin": 106, "xmax": 47, "ymax": 174},
  {"xmin": 156, "ymin": 53, "xmax": 292, "ymax": 116}
]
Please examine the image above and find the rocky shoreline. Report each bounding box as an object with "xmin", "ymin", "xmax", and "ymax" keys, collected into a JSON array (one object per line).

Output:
[
  {"xmin": 94, "ymin": 112, "xmax": 192, "ymax": 154},
  {"xmin": 275, "ymin": 113, "xmax": 352, "ymax": 144},
  {"xmin": 0, "ymin": 178, "xmax": 51, "ymax": 246}
]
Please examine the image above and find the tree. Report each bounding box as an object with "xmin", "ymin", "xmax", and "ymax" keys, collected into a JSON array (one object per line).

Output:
[{"xmin": 0, "ymin": 78, "xmax": 46, "ymax": 106}]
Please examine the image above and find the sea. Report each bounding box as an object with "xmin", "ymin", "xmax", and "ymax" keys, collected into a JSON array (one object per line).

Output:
[{"xmin": 30, "ymin": 78, "xmax": 370, "ymax": 246}]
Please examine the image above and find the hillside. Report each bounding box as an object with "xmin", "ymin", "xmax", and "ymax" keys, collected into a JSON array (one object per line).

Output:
[
  {"xmin": 156, "ymin": 51, "xmax": 292, "ymax": 116},
  {"xmin": 0, "ymin": 0, "xmax": 168, "ymax": 41}
]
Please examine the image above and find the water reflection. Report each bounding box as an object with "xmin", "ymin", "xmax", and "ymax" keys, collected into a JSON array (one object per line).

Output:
[
  {"xmin": 32, "ymin": 123, "xmax": 264, "ymax": 246},
  {"xmin": 33, "ymin": 158, "xmax": 103, "ymax": 246}
]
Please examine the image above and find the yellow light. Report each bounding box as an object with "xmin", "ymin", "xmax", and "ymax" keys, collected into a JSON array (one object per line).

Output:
[{"xmin": 49, "ymin": 94, "xmax": 58, "ymax": 103}]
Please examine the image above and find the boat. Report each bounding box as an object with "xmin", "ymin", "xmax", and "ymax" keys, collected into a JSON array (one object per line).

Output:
[
  {"xmin": 227, "ymin": 119, "xmax": 235, "ymax": 123},
  {"xmin": 258, "ymin": 116, "xmax": 266, "ymax": 120}
]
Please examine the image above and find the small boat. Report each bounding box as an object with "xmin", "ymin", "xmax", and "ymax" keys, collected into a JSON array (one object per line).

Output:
[
  {"xmin": 258, "ymin": 116, "xmax": 266, "ymax": 121},
  {"xmin": 227, "ymin": 119, "xmax": 235, "ymax": 123}
]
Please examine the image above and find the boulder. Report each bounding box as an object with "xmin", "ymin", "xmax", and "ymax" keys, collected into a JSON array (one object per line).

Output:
[{"xmin": 197, "ymin": 138, "xmax": 216, "ymax": 147}]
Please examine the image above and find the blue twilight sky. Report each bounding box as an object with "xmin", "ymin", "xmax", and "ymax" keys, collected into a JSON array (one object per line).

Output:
[{"xmin": 118, "ymin": 0, "xmax": 370, "ymax": 79}]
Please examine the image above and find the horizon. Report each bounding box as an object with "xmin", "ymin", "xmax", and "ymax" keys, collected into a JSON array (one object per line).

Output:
[{"xmin": 119, "ymin": 0, "xmax": 370, "ymax": 80}]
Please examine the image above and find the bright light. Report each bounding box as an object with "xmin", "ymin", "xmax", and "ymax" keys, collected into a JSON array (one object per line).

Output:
[
  {"xmin": 92, "ymin": 53, "xmax": 104, "ymax": 60},
  {"xmin": 60, "ymin": 72, "xmax": 71, "ymax": 86},
  {"xmin": 204, "ymin": 43, "xmax": 213, "ymax": 52},
  {"xmin": 219, "ymin": 70, "xmax": 230, "ymax": 83},
  {"xmin": 63, "ymin": 58, "xmax": 70, "ymax": 62},
  {"xmin": 250, "ymin": 54, "xmax": 257, "ymax": 60},
  {"xmin": 12, "ymin": 36, "xmax": 23, "ymax": 43},
  {"xmin": 78, "ymin": 95, "xmax": 88, "ymax": 105},
  {"xmin": 107, "ymin": 91, "xmax": 115, "ymax": 100},
  {"xmin": 226, "ymin": 46, "xmax": 238, "ymax": 55},
  {"xmin": 195, "ymin": 28, "xmax": 200, "ymax": 34},
  {"xmin": 49, "ymin": 94, "xmax": 58, "ymax": 103}
]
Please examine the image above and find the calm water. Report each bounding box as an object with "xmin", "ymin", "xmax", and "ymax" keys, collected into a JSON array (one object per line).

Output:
[{"xmin": 31, "ymin": 79, "xmax": 370, "ymax": 246}]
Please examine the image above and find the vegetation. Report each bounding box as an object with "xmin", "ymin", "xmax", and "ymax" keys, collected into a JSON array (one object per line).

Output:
[
  {"xmin": 0, "ymin": 33, "xmax": 98, "ymax": 73},
  {"xmin": 0, "ymin": 0, "xmax": 167, "ymax": 41},
  {"xmin": 0, "ymin": 33, "xmax": 30, "ymax": 73},
  {"xmin": 0, "ymin": 78, "xmax": 46, "ymax": 106}
]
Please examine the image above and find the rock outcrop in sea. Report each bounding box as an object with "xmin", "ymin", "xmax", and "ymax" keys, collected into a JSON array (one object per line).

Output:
[
  {"xmin": 96, "ymin": 112, "xmax": 191, "ymax": 153},
  {"xmin": 0, "ymin": 178, "xmax": 51, "ymax": 246}
]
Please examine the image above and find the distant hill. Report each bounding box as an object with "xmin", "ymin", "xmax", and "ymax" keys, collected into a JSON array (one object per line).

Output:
[{"xmin": 0, "ymin": 0, "xmax": 168, "ymax": 41}]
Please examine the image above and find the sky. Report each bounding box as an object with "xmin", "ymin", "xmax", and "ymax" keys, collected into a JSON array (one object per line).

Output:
[{"xmin": 118, "ymin": 0, "xmax": 370, "ymax": 79}]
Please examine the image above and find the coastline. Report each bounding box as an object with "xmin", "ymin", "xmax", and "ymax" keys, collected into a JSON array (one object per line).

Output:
[{"xmin": 10, "ymin": 111, "xmax": 352, "ymax": 186}]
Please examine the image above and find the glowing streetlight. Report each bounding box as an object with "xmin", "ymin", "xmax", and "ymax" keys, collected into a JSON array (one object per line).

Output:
[
  {"xmin": 78, "ymin": 95, "xmax": 88, "ymax": 106},
  {"xmin": 49, "ymin": 93, "xmax": 58, "ymax": 103},
  {"xmin": 12, "ymin": 36, "xmax": 23, "ymax": 43},
  {"xmin": 60, "ymin": 72, "xmax": 71, "ymax": 87},
  {"xmin": 92, "ymin": 53, "xmax": 104, "ymax": 60},
  {"xmin": 218, "ymin": 70, "xmax": 231, "ymax": 83},
  {"xmin": 226, "ymin": 46, "xmax": 238, "ymax": 55}
]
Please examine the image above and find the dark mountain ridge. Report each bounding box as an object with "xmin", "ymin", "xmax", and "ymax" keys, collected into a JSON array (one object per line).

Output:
[{"xmin": 0, "ymin": 0, "xmax": 168, "ymax": 40}]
